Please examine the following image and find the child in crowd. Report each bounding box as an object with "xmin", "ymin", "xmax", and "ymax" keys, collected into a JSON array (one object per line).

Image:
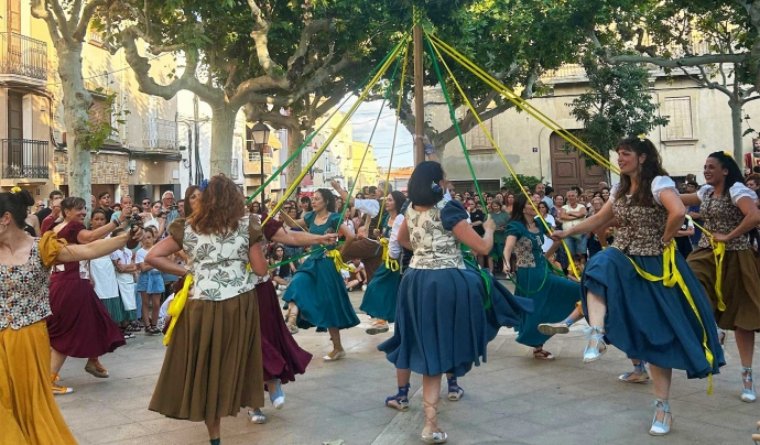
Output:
[{"xmin": 136, "ymin": 227, "xmax": 163, "ymax": 335}]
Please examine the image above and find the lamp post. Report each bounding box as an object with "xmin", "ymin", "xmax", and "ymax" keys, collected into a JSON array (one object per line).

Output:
[{"xmin": 250, "ymin": 121, "xmax": 270, "ymax": 207}]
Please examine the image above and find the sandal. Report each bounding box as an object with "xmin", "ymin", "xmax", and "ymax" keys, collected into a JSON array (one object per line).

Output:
[
  {"xmin": 447, "ymin": 376, "xmax": 464, "ymax": 401},
  {"xmin": 385, "ymin": 383, "xmax": 410, "ymax": 411},
  {"xmin": 248, "ymin": 408, "xmax": 267, "ymax": 424},
  {"xmin": 618, "ymin": 362, "xmax": 649, "ymax": 384},
  {"xmin": 421, "ymin": 397, "xmax": 447, "ymax": 444},
  {"xmin": 286, "ymin": 311, "xmax": 299, "ymax": 335},
  {"xmin": 533, "ymin": 347, "xmax": 555, "ymax": 360},
  {"xmin": 84, "ymin": 360, "xmax": 109, "ymax": 378},
  {"xmin": 649, "ymin": 399, "xmax": 673, "ymax": 436},
  {"xmin": 366, "ymin": 320, "xmax": 389, "ymax": 335},
  {"xmin": 145, "ymin": 325, "xmax": 160, "ymax": 335},
  {"xmin": 583, "ymin": 326, "xmax": 607, "ymax": 363}
]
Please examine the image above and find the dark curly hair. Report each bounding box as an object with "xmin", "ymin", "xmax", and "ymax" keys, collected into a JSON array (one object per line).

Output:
[{"xmin": 315, "ymin": 188, "xmax": 336, "ymax": 213}]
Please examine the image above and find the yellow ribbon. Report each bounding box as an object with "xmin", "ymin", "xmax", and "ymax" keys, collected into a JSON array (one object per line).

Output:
[
  {"xmin": 623, "ymin": 242, "xmax": 715, "ymax": 394},
  {"xmin": 425, "ymin": 36, "xmax": 580, "ymax": 281},
  {"xmin": 688, "ymin": 216, "xmax": 727, "ymax": 312},
  {"xmin": 326, "ymin": 249, "xmax": 352, "ymax": 274},
  {"xmin": 163, "ymin": 274, "xmax": 193, "ymax": 346},
  {"xmin": 710, "ymin": 240, "xmax": 727, "ymax": 312},
  {"xmin": 379, "ymin": 238, "xmax": 400, "ymax": 272}
]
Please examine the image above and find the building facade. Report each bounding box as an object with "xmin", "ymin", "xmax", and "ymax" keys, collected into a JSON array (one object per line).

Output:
[
  {"xmin": 441, "ymin": 65, "xmax": 760, "ymax": 195},
  {"xmin": 0, "ymin": 0, "xmax": 180, "ymax": 204}
]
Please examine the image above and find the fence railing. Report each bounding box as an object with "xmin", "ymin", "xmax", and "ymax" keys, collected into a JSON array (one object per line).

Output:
[
  {"xmin": 0, "ymin": 32, "xmax": 47, "ymax": 80},
  {"xmin": 1, "ymin": 139, "xmax": 49, "ymax": 179},
  {"xmin": 142, "ymin": 118, "xmax": 177, "ymax": 150}
]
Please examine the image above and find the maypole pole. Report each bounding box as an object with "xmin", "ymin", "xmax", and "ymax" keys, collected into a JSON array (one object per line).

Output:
[{"xmin": 413, "ymin": 6, "xmax": 425, "ymax": 166}]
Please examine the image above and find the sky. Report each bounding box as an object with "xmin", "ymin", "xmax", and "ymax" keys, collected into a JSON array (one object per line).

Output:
[{"xmin": 340, "ymin": 95, "xmax": 415, "ymax": 169}]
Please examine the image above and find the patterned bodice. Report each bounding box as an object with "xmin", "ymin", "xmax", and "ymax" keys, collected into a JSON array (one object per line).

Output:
[
  {"xmin": 611, "ymin": 198, "xmax": 668, "ymax": 256},
  {"xmin": 508, "ymin": 220, "xmax": 546, "ymax": 268},
  {"xmin": 698, "ymin": 184, "xmax": 755, "ymax": 251},
  {"xmin": 0, "ymin": 241, "xmax": 52, "ymax": 330},
  {"xmin": 406, "ymin": 203, "xmax": 465, "ymax": 270},
  {"xmin": 182, "ymin": 217, "xmax": 257, "ymax": 301}
]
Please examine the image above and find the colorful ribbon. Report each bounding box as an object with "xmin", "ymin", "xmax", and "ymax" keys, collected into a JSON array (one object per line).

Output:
[
  {"xmin": 623, "ymin": 242, "xmax": 715, "ymax": 394},
  {"xmin": 379, "ymin": 238, "xmax": 400, "ymax": 272},
  {"xmin": 163, "ymin": 273, "xmax": 193, "ymax": 346}
]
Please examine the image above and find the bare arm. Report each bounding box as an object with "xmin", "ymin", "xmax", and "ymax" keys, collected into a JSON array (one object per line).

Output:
[
  {"xmin": 452, "ymin": 217, "xmax": 494, "ymax": 256},
  {"xmin": 554, "ymin": 200, "xmax": 615, "ymax": 238},
  {"xmin": 502, "ymin": 235, "xmax": 517, "ymax": 272},
  {"xmin": 270, "ymin": 226, "xmax": 338, "ymax": 246},
  {"xmin": 680, "ymin": 192, "xmax": 701, "ymax": 207},
  {"xmin": 55, "ymin": 231, "xmax": 133, "ymax": 264},
  {"xmin": 659, "ymin": 189, "xmax": 687, "ymax": 244},
  {"xmin": 77, "ymin": 211, "xmax": 128, "ymax": 244},
  {"xmin": 397, "ymin": 219, "xmax": 411, "ymax": 250},
  {"xmin": 145, "ymin": 237, "xmax": 185, "ymax": 276},
  {"xmin": 248, "ymin": 243, "xmax": 268, "ymax": 276},
  {"xmin": 714, "ymin": 196, "xmax": 760, "ymax": 242}
]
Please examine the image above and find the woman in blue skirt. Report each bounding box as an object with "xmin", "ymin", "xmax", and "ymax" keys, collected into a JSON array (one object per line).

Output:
[
  {"xmin": 378, "ymin": 161, "xmax": 496, "ymax": 444},
  {"xmin": 282, "ymin": 188, "xmax": 359, "ymax": 361},
  {"xmin": 502, "ymin": 193, "xmax": 580, "ymax": 360},
  {"xmin": 553, "ymin": 137, "xmax": 724, "ymax": 436},
  {"xmin": 360, "ymin": 190, "xmax": 406, "ymax": 335}
]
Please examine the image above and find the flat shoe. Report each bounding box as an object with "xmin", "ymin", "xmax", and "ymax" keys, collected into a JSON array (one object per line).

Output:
[
  {"xmin": 84, "ymin": 362, "xmax": 109, "ymax": 378},
  {"xmin": 538, "ymin": 322, "xmax": 570, "ymax": 336},
  {"xmin": 323, "ymin": 349, "xmax": 346, "ymax": 361},
  {"xmin": 421, "ymin": 430, "xmax": 448, "ymax": 444}
]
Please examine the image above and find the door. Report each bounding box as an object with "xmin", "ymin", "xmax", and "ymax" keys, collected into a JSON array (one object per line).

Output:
[
  {"xmin": 7, "ymin": 92, "xmax": 23, "ymax": 175},
  {"xmin": 549, "ymin": 131, "xmax": 609, "ymax": 196}
]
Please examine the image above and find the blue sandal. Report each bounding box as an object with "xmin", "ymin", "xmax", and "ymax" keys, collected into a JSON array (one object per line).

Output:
[
  {"xmin": 385, "ymin": 383, "xmax": 410, "ymax": 411},
  {"xmin": 447, "ymin": 376, "xmax": 464, "ymax": 401}
]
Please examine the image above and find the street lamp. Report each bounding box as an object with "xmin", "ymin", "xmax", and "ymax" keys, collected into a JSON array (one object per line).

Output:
[{"xmin": 250, "ymin": 121, "xmax": 270, "ymax": 207}]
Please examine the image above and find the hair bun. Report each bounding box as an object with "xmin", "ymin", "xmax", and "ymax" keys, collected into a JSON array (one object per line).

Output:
[{"xmin": 10, "ymin": 188, "xmax": 35, "ymax": 207}]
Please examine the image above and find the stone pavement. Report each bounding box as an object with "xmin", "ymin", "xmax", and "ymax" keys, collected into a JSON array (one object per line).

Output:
[{"xmin": 58, "ymin": 285, "xmax": 759, "ymax": 445}]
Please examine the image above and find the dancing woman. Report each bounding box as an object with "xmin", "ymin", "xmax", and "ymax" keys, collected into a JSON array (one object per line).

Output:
[
  {"xmin": 0, "ymin": 188, "xmax": 141, "ymax": 445},
  {"xmin": 378, "ymin": 161, "xmax": 497, "ymax": 444},
  {"xmin": 682, "ymin": 151, "xmax": 760, "ymax": 402},
  {"xmin": 360, "ymin": 190, "xmax": 407, "ymax": 335},
  {"xmin": 247, "ymin": 218, "xmax": 339, "ymax": 424},
  {"xmin": 282, "ymin": 188, "xmax": 359, "ymax": 360},
  {"xmin": 146, "ymin": 175, "xmax": 268, "ymax": 445},
  {"xmin": 553, "ymin": 137, "xmax": 724, "ymax": 436},
  {"xmin": 502, "ymin": 194, "xmax": 579, "ymax": 360},
  {"xmin": 45, "ymin": 197, "xmax": 130, "ymax": 392}
]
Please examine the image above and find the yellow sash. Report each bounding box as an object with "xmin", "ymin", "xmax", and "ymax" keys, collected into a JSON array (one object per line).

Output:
[
  {"xmin": 623, "ymin": 242, "xmax": 715, "ymax": 394},
  {"xmin": 163, "ymin": 274, "xmax": 193, "ymax": 346}
]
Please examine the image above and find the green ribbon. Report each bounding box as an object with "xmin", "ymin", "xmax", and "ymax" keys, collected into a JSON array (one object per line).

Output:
[
  {"xmin": 425, "ymin": 37, "xmax": 488, "ymax": 216},
  {"xmin": 461, "ymin": 247, "xmax": 492, "ymax": 310},
  {"xmin": 246, "ymin": 40, "xmax": 406, "ymax": 204}
]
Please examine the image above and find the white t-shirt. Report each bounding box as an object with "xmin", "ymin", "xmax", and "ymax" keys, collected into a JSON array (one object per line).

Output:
[{"xmin": 541, "ymin": 214, "xmax": 556, "ymax": 253}]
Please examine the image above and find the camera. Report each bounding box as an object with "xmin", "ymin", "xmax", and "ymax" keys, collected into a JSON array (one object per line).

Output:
[{"xmin": 128, "ymin": 213, "xmax": 143, "ymax": 227}]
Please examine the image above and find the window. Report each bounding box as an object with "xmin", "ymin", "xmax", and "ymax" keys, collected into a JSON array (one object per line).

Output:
[
  {"xmin": 467, "ymin": 118, "xmax": 496, "ymax": 151},
  {"xmin": 662, "ymin": 97, "xmax": 694, "ymax": 141}
]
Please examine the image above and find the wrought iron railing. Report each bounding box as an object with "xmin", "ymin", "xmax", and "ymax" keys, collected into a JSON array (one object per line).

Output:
[
  {"xmin": 1, "ymin": 139, "xmax": 49, "ymax": 179},
  {"xmin": 142, "ymin": 117, "xmax": 177, "ymax": 150},
  {"xmin": 0, "ymin": 32, "xmax": 47, "ymax": 80}
]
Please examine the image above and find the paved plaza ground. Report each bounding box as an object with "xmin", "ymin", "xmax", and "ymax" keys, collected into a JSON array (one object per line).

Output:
[{"xmin": 58, "ymin": 285, "xmax": 759, "ymax": 445}]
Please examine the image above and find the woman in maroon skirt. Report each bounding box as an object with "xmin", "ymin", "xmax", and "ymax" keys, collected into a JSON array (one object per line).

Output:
[
  {"xmin": 43, "ymin": 197, "xmax": 131, "ymax": 394},
  {"xmin": 248, "ymin": 218, "xmax": 338, "ymax": 423}
]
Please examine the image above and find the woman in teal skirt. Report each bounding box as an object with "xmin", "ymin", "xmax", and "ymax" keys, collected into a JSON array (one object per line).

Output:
[
  {"xmin": 282, "ymin": 188, "xmax": 359, "ymax": 361},
  {"xmin": 361, "ymin": 190, "xmax": 406, "ymax": 335},
  {"xmin": 502, "ymin": 194, "xmax": 579, "ymax": 360},
  {"xmin": 553, "ymin": 137, "xmax": 724, "ymax": 436}
]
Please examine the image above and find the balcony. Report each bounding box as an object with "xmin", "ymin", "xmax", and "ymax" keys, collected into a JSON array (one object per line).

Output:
[
  {"xmin": 1, "ymin": 139, "xmax": 49, "ymax": 180},
  {"xmin": 0, "ymin": 33, "xmax": 48, "ymax": 84},
  {"xmin": 140, "ymin": 118, "xmax": 178, "ymax": 152}
]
